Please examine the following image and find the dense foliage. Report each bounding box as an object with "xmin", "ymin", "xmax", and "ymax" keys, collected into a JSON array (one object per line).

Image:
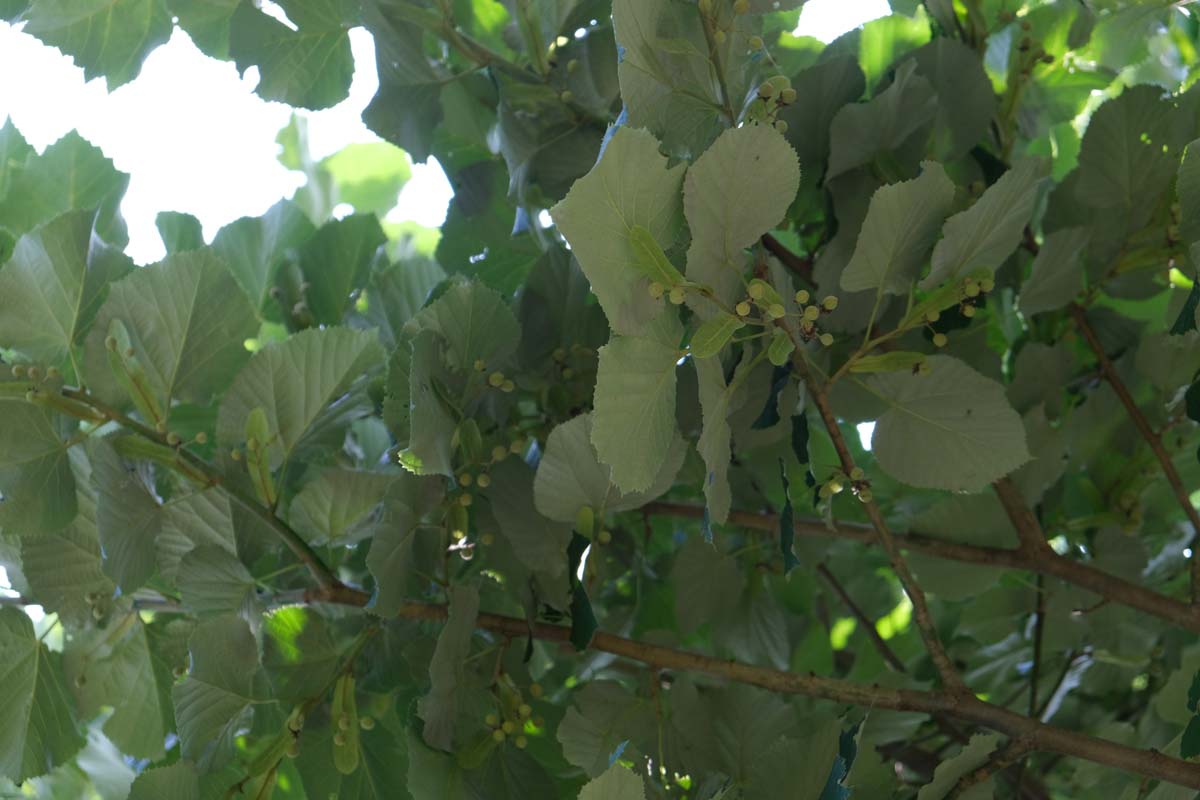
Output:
[{"xmin": 3, "ymin": 0, "xmax": 1200, "ymax": 797}]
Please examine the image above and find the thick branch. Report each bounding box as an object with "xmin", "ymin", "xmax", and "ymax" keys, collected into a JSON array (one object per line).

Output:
[
  {"xmin": 643, "ymin": 502, "xmax": 1200, "ymax": 633},
  {"xmin": 304, "ymin": 587, "xmax": 1200, "ymax": 789},
  {"xmin": 817, "ymin": 563, "xmax": 908, "ymax": 673},
  {"xmin": 1069, "ymin": 304, "xmax": 1200, "ymax": 600},
  {"xmin": 993, "ymin": 478, "xmax": 1052, "ymax": 556},
  {"xmin": 761, "ymin": 234, "xmax": 815, "ymax": 284}
]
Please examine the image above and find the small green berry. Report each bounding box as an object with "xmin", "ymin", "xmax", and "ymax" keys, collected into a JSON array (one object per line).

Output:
[
  {"xmin": 980, "ymin": 277, "xmax": 995, "ymax": 293},
  {"xmin": 501, "ymin": 379, "xmax": 515, "ymax": 393},
  {"xmin": 648, "ymin": 281, "xmax": 665, "ymax": 299},
  {"xmin": 849, "ymin": 467, "xmax": 865, "ymax": 481},
  {"xmin": 963, "ymin": 280, "xmax": 981, "ymax": 298},
  {"xmin": 802, "ymin": 305, "xmax": 821, "ymax": 322},
  {"xmin": 529, "ymin": 683, "xmax": 544, "ymax": 698},
  {"xmin": 493, "ymin": 728, "xmax": 506, "ymax": 742},
  {"xmin": 488, "ymin": 371, "xmax": 505, "ymax": 388},
  {"xmin": 794, "ymin": 289, "xmax": 810, "ymax": 304},
  {"xmin": 510, "ymin": 439, "xmax": 526, "ymax": 454},
  {"xmin": 474, "ymin": 358, "xmax": 486, "ymax": 371},
  {"xmin": 780, "ymin": 88, "xmax": 797, "ymax": 104},
  {"xmin": 486, "ymin": 713, "xmax": 500, "ymax": 727},
  {"xmin": 819, "ymin": 333, "xmax": 834, "ymax": 347},
  {"xmin": 338, "ymin": 714, "xmax": 351, "ymax": 731},
  {"xmin": 194, "ymin": 432, "xmax": 208, "ymax": 445},
  {"xmin": 773, "ymin": 120, "xmax": 788, "ymax": 134},
  {"xmin": 567, "ymin": 59, "xmax": 580, "ymax": 73},
  {"xmin": 733, "ymin": 0, "xmax": 749, "ymax": 13},
  {"xmin": 502, "ymin": 721, "xmax": 516, "ymax": 735},
  {"xmin": 668, "ymin": 287, "xmax": 686, "ymax": 305},
  {"xmin": 480, "ymin": 532, "xmax": 495, "ymax": 546},
  {"xmin": 24, "ymin": 390, "xmax": 36, "ymax": 403},
  {"xmin": 925, "ymin": 309, "xmax": 940, "ymax": 323},
  {"xmin": 597, "ymin": 529, "xmax": 612, "ymax": 545},
  {"xmin": 231, "ymin": 449, "xmax": 242, "ymax": 461},
  {"xmin": 932, "ymin": 333, "xmax": 948, "ymax": 348},
  {"xmin": 459, "ymin": 493, "xmax": 473, "ymax": 507},
  {"xmin": 736, "ymin": 300, "xmax": 752, "ymax": 316},
  {"xmin": 492, "ymin": 445, "xmax": 508, "ymax": 462},
  {"xmin": 962, "ymin": 305, "xmax": 977, "ymax": 318},
  {"xmin": 518, "ymin": 703, "xmax": 533, "ymax": 718},
  {"xmin": 827, "ymin": 479, "xmax": 844, "ymax": 495},
  {"xmin": 46, "ymin": 366, "xmax": 61, "ymax": 380},
  {"xmin": 459, "ymin": 472, "xmax": 473, "ymax": 487},
  {"xmin": 167, "ymin": 432, "xmax": 182, "ymax": 446},
  {"xmin": 821, "ymin": 296, "xmax": 839, "ymax": 311},
  {"xmin": 767, "ymin": 303, "xmax": 786, "ymax": 319},
  {"xmin": 560, "ymin": 90, "xmax": 574, "ymax": 103},
  {"xmin": 857, "ymin": 489, "xmax": 873, "ymax": 503},
  {"xmin": 748, "ymin": 35, "xmax": 764, "ymax": 50},
  {"xmin": 713, "ymin": 29, "xmax": 726, "ymax": 45},
  {"xmin": 333, "ymin": 731, "xmax": 347, "ymax": 747},
  {"xmin": 757, "ymin": 82, "xmax": 778, "ymax": 99},
  {"xmin": 477, "ymin": 473, "xmax": 491, "ymax": 488},
  {"xmin": 515, "ymin": 735, "xmax": 528, "ymax": 749}
]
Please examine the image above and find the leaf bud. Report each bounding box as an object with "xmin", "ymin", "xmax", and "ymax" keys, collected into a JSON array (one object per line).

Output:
[
  {"xmin": 819, "ymin": 333, "xmax": 834, "ymax": 347},
  {"xmin": 668, "ymin": 287, "xmax": 686, "ymax": 305},
  {"xmin": 748, "ymin": 35, "xmax": 764, "ymax": 50},
  {"xmin": 736, "ymin": 300, "xmax": 752, "ymax": 316},
  {"xmin": 767, "ymin": 303, "xmax": 786, "ymax": 319},
  {"xmin": 821, "ymin": 295, "xmax": 839, "ymax": 311},
  {"xmin": 932, "ymin": 332, "xmax": 948, "ymax": 348},
  {"xmin": 802, "ymin": 305, "xmax": 821, "ymax": 322}
]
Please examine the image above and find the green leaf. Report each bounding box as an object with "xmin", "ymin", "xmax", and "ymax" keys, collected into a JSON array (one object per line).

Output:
[
  {"xmin": 1135, "ymin": 331, "xmax": 1200, "ymax": 392},
  {"xmin": 365, "ymin": 257, "xmax": 446, "ymax": 351},
  {"xmin": 83, "ymin": 249, "xmax": 259, "ymax": 411},
  {"xmin": 673, "ymin": 536, "xmax": 745, "ymax": 634},
  {"xmin": 0, "ymin": 210, "xmax": 133, "ymax": 367},
  {"xmin": 263, "ymin": 607, "xmax": 342, "ymax": 703},
  {"xmin": 1075, "ymin": 84, "xmax": 1182, "ymax": 213},
  {"xmin": 558, "ymin": 681, "xmax": 654, "ymax": 777},
  {"xmin": 695, "ymin": 352, "xmax": 755, "ymax": 525},
  {"xmin": 90, "ymin": 437, "xmax": 161, "ymax": 591},
  {"xmin": 777, "ymin": 56, "xmax": 866, "ymax": 180},
  {"xmin": 177, "ymin": 545, "xmax": 257, "ymax": 616},
  {"xmin": 1018, "ymin": 226, "xmax": 1089, "ymax": 315},
  {"xmin": 211, "ymin": 199, "xmax": 317, "ymax": 315},
  {"xmin": 21, "ymin": 0, "xmax": 172, "ymax": 88},
  {"xmin": 127, "ymin": 762, "xmax": 200, "ymax": 800},
  {"xmin": 917, "ymin": 733, "xmax": 1000, "ymax": 799},
  {"xmin": 172, "ymin": 615, "xmax": 269, "ymax": 770},
  {"xmin": 921, "ymin": 158, "xmax": 1045, "ymax": 290},
  {"xmin": 321, "ymin": 141, "xmax": 411, "ymax": 215},
  {"xmin": 156, "ymin": 211, "xmax": 205, "ymax": 254},
  {"xmin": 0, "ymin": 376, "xmax": 78, "ymax": 535},
  {"xmin": 863, "ymin": 355, "xmax": 1030, "ymax": 492},
  {"xmin": 168, "ymin": 0, "xmax": 237, "ymax": 58},
  {"xmin": 289, "ymin": 468, "xmax": 395, "ymax": 544},
  {"xmin": 778, "ymin": 459, "xmax": 799, "ymax": 576},
  {"xmin": 0, "ymin": 130, "xmax": 128, "ymax": 244},
  {"xmin": 364, "ymin": 499, "xmax": 420, "ymax": 617},
  {"xmin": 691, "ymin": 315, "xmax": 745, "ymax": 359},
  {"xmin": 404, "ymin": 280, "xmax": 520, "ymax": 371},
  {"xmin": 593, "ymin": 330, "xmax": 681, "ymax": 493},
  {"xmin": 295, "ymin": 713, "xmax": 410, "ymax": 800},
  {"xmin": 684, "ymin": 124, "xmax": 801, "ymax": 314},
  {"xmin": 63, "ymin": 615, "xmax": 173, "ymax": 760},
  {"xmin": 418, "ymin": 584, "xmax": 480, "ymax": 751},
  {"xmin": 1183, "ymin": 716, "xmax": 1200, "ymax": 760},
  {"xmin": 1178, "ymin": 139, "xmax": 1200, "ymax": 245},
  {"xmin": 397, "ymin": 331, "xmax": 457, "ymax": 477},
  {"xmin": 550, "ymin": 126, "xmax": 687, "ymax": 336},
  {"xmin": 488, "ymin": 459, "xmax": 571, "ymax": 579},
  {"xmin": 0, "ymin": 118, "xmax": 34, "ymax": 196},
  {"xmin": 629, "ymin": 224, "xmax": 685, "ymax": 288},
  {"xmin": 229, "ymin": 0, "xmax": 355, "ymax": 110},
  {"xmin": 534, "ymin": 413, "xmax": 685, "ymax": 523},
  {"xmin": 827, "ymin": 60, "xmax": 936, "ymax": 180},
  {"xmin": 848, "ymin": 351, "xmax": 927, "ymax": 374},
  {"xmin": 840, "ymin": 161, "xmax": 955, "ymax": 295},
  {"xmin": 294, "ymin": 214, "xmax": 387, "ymax": 325},
  {"xmin": 578, "ymin": 763, "xmax": 647, "ymax": 800},
  {"xmin": 216, "ymin": 326, "xmax": 384, "ymax": 471},
  {"xmin": 0, "ymin": 607, "xmax": 85, "ymax": 782},
  {"xmin": 906, "ymin": 38, "xmax": 996, "ymax": 161}
]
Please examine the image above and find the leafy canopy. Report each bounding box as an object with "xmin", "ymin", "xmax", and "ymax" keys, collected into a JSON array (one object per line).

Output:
[{"xmin": 4, "ymin": 1, "xmax": 1200, "ymax": 798}]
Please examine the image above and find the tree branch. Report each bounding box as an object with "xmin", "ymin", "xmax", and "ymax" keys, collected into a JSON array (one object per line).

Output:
[
  {"xmin": 299, "ymin": 587, "xmax": 1200, "ymax": 789},
  {"xmin": 62, "ymin": 386, "xmax": 344, "ymax": 593},
  {"xmin": 993, "ymin": 477, "xmax": 1052, "ymax": 556},
  {"xmin": 947, "ymin": 739, "xmax": 1035, "ymax": 799},
  {"xmin": 642, "ymin": 502, "xmax": 1200, "ymax": 633},
  {"xmin": 761, "ymin": 233, "xmax": 815, "ymax": 285},
  {"xmin": 1068, "ymin": 304, "xmax": 1200, "ymax": 601},
  {"xmin": 817, "ymin": 563, "xmax": 908, "ymax": 673},
  {"xmin": 798, "ymin": 358, "xmax": 964, "ymax": 691}
]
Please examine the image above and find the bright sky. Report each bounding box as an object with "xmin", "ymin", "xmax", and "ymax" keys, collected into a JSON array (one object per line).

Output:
[{"xmin": 0, "ymin": 0, "xmax": 888, "ymax": 265}]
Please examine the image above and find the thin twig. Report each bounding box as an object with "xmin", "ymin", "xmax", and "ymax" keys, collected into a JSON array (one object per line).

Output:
[
  {"xmin": 816, "ymin": 563, "xmax": 908, "ymax": 673},
  {"xmin": 1069, "ymin": 304, "xmax": 1200, "ymax": 602},
  {"xmin": 947, "ymin": 739, "xmax": 1035, "ymax": 799},
  {"xmin": 761, "ymin": 233, "xmax": 816, "ymax": 284}
]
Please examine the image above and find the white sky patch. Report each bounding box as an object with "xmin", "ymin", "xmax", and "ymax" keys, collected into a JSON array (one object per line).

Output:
[
  {"xmin": 857, "ymin": 421, "xmax": 876, "ymax": 450},
  {"xmin": 795, "ymin": 0, "xmax": 891, "ymax": 41}
]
